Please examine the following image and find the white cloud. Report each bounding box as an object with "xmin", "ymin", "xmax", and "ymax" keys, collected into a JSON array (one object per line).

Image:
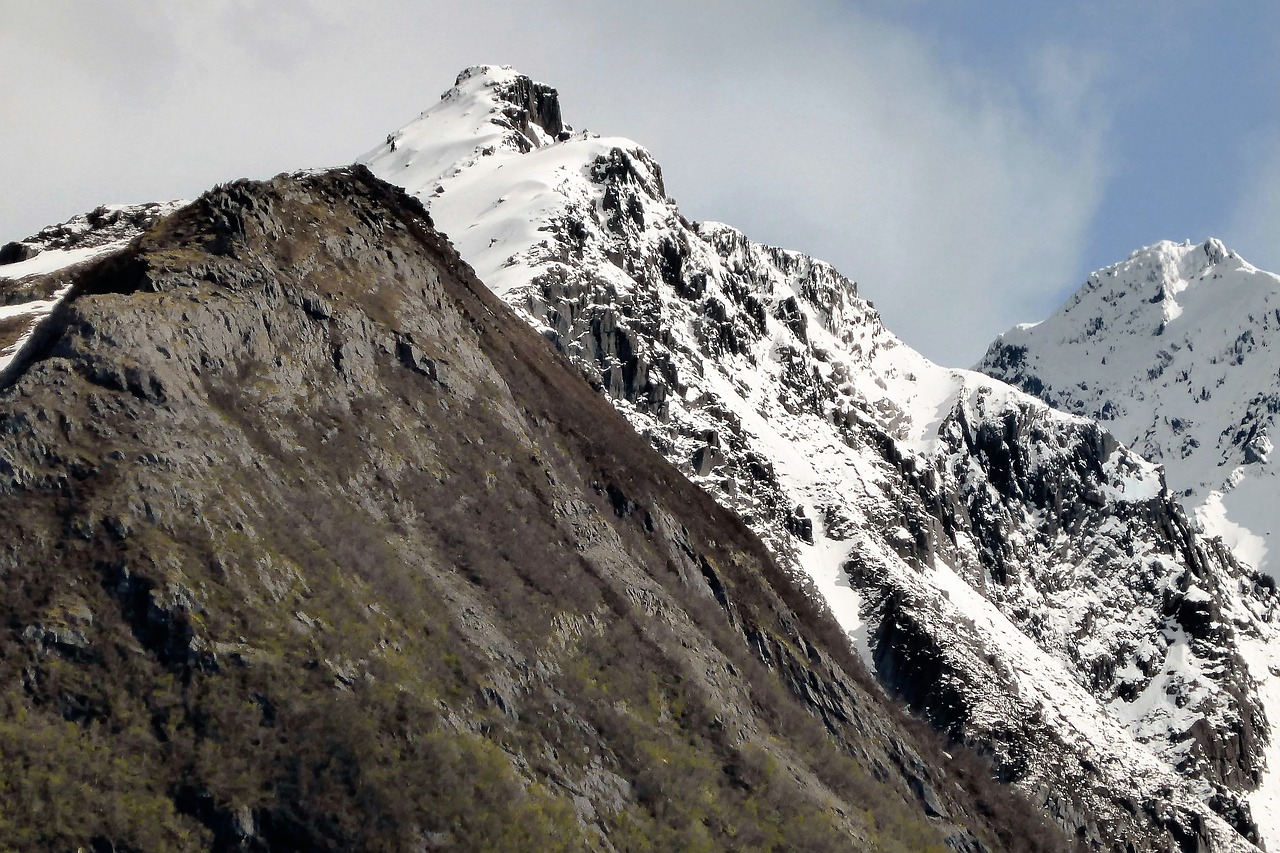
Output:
[
  {"xmin": 554, "ymin": 3, "xmax": 1111, "ymax": 365},
  {"xmin": 0, "ymin": 0, "xmax": 1111, "ymax": 366}
]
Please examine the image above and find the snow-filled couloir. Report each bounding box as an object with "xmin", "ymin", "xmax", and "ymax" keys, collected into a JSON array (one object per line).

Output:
[{"xmin": 362, "ymin": 66, "xmax": 1278, "ymax": 851}]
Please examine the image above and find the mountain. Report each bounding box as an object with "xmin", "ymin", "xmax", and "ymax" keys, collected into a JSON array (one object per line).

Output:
[
  {"xmin": 979, "ymin": 239, "xmax": 1279, "ymax": 578},
  {"xmin": 0, "ymin": 166, "xmax": 1071, "ymax": 851},
  {"xmin": 362, "ymin": 66, "xmax": 1279, "ymax": 851},
  {"xmin": 980, "ymin": 237, "xmax": 1280, "ymax": 844}
]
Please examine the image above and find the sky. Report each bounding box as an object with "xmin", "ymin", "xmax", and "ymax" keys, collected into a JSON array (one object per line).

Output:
[{"xmin": 3, "ymin": 0, "xmax": 1279, "ymax": 367}]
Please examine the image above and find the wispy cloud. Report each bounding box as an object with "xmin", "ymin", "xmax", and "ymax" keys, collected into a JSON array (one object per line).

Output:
[
  {"xmin": 1, "ymin": 0, "xmax": 1113, "ymax": 366},
  {"xmin": 561, "ymin": 3, "xmax": 1112, "ymax": 365}
]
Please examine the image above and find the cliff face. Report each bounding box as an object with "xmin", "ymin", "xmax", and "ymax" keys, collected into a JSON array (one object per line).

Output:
[{"xmin": 0, "ymin": 167, "xmax": 1061, "ymax": 852}]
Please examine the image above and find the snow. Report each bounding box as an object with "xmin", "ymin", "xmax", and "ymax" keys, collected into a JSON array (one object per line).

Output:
[
  {"xmin": 981, "ymin": 238, "xmax": 1280, "ymax": 578},
  {"xmin": 361, "ymin": 65, "xmax": 568, "ymax": 300},
  {"xmin": 1241, "ymin": 632, "xmax": 1280, "ymax": 850},
  {"xmin": 0, "ymin": 282, "xmax": 74, "ymax": 374},
  {"xmin": 0, "ymin": 247, "xmax": 108, "ymax": 377},
  {"xmin": 800, "ymin": 526, "xmax": 874, "ymax": 674},
  {"xmin": 1196, "ymin": 490, "xmax": 1269, "ymax": 576},
  {"xmin": 0, "ymin": 243, "xmax": 119, "ymax": 281},
  {"xmin": 1108, "ymin": 623, "xmax": 1207, "ymax": 747},
  {"xmin": 932, "ymin": 559, "xmax": 1158, "ymax": 760},
  {"xmin": 363, "ymin": 65, "xmax": 1269, "ymax": 849}
]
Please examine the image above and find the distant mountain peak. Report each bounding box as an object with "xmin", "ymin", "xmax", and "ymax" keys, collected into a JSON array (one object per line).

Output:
[
  {"xmin": 1041, "ymin": 236, "xmax": 1272, "ymax": 348},
  {"xmin": 1126, "ymin": 237, "xmax": 1232, "ymax": 265},
  {"xmin": 982, "ymin": 236, "xmax": 1280, "ymax": 579}
]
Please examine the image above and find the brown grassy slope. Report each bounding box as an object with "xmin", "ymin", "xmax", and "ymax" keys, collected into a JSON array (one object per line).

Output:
[{"xmin": 0, "ymin": 166, "xmax": 1067, "ymax": 852}]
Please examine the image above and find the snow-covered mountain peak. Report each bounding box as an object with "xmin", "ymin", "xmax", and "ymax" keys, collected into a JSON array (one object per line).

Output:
[
  {"xmin": 365, "ymin": 70, "xmax": 1279, "ymax": 848},
  {"xmin": 372, "ymin": 64, "xmax": 570, "ymax": 170},
  {"xmin": 1063, "ymin": 237, "xmax": 1259, "ymax": 330},
  {"xmin": 449, "ymin": 63, "xmax": 527, "ymax": 91},
  {"xmin": 1124, "ymin": 236, "xmax": 1232, "ymax": 266},
  {"xmin": 982, "ymin": 238, "xmax": 1280, "ymax": 578},
  {"xmin": 442, "ymin": 64, "xmax": 567, "ymax": 143},
  {"xmin": 361, "ymin": 67, "xmax": 674, "ymax": 300}
]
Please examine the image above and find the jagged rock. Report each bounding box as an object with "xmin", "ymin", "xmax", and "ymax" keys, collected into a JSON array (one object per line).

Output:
[{"xmin": 0, "ymin": 241, "xmax": 34, "ymax": 265}]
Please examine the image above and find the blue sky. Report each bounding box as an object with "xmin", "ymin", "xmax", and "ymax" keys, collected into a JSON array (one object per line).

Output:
[
  {"xmin": 3, "ymin": 1, "xmax": 1278, "ymax": 366},
  {"xmin": 880, "ymin": 1, "xmax": 1280, "ymax": 282}
]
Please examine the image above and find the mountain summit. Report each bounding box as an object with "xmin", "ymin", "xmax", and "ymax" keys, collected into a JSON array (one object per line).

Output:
[
  {"xmin": 364, "ymin": 67, "xmax": 1279, "ymax": 850},
  {"xmin": 980, "ymin": 238, "xmax": 1280, "ymax": 578}
]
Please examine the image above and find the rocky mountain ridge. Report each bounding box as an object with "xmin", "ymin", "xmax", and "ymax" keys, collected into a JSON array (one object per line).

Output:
[
  {"xmin": 0, "ymin": 166, "xmax": 1062, "ymax": 851},
  {"xmin": 362, "ymin": 65, "xmax": 1280, "ymax": 851}
]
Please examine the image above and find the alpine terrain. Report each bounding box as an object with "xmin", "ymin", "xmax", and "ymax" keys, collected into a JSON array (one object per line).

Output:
[
  {"xmin": 0, "ymin": 167, "xmax": 1067, "ymax": 851},
  {"xmin": 980, "ymin": 238, "xmax": 1280, "ymax": 845},
  {"xmin": 359, "ymin": 66, "xmax": 1280, "ymax": 851},
  {"xmin": 3, "ymin": 60, "xmax": 1278, "ymax": 853},
  {"xmin": 980, "ymin": 239, "xmax": 1279, "ymax": 579}
]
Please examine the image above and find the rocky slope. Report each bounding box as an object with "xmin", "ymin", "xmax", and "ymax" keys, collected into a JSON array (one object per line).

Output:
[
  {"xmin": 362, "ymin": 65, "xmax": 1279, "ymax": 851},
  {"xmin": 0, "ymin": 167, "xmax": 1066, "ymax": 851},
  {"xmin": 0, "ymin": 201, "xmax": 183, "ymax": 377},
  {"xmin": 980, "ymin": 238, "xmax": 1280, "ymax": 846}
]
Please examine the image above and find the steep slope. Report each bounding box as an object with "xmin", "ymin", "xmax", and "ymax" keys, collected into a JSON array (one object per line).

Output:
[
  {"xmin": 980, "ymin": 238, "xmax": 1280, "ymax": 846},
  {"xmin": 0, "ymin": 167, "xmax": 1061, "ymax": 852},
  {"xmin": 363, "ymin": 66, "xmax": 1278, "ymax": 851}
]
